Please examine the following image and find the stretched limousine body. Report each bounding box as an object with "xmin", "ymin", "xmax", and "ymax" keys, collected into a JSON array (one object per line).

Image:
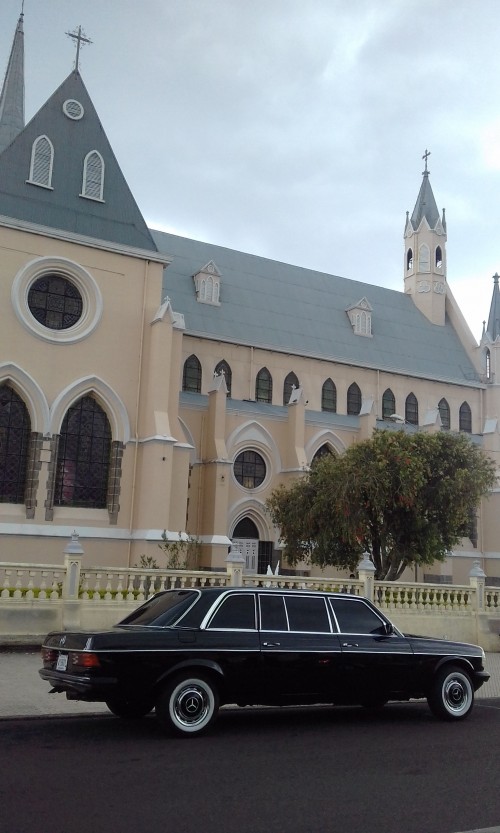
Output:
[{"xmin": 40, "ymin": 587, "xmax": 490, "ymax": 736}]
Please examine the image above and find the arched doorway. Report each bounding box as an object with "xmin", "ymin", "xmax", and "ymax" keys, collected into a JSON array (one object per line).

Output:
[{"xmin": 232, "ymin": 517, "xmax": 274, "ymax": 575}]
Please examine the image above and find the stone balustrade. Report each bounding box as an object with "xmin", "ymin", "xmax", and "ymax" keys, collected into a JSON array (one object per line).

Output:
[{"xmin": 0, "ymin": 543, "xmax": 499, "ymax": 650}]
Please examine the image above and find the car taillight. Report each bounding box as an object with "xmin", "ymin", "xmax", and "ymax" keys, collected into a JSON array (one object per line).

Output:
[
  {"xmin": 71, "ymin": 652, "xmax": 101, "ymax": 669},
  {"xmin": 42, "ymin": 647, "xmax": 57, "ymax": 664}
]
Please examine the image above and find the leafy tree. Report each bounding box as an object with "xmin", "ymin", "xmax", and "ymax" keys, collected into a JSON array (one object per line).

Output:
[{"xmin": 267, "ymin": 429, "xmax": 496, "ymax": 580}]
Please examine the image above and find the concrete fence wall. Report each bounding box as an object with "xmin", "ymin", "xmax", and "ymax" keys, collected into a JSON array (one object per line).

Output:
[{"xmin": 1, "ymin": 542, "xmax": 499, "ymax": 650}]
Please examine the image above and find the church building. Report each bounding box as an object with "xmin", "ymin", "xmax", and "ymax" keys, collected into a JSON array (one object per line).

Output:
[{"xmin": 1, "ymin": 12, "xmax": 499, "ymax": 584}]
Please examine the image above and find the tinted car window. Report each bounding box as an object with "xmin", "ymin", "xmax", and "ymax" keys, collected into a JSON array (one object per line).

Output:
[
  {"xmin": 330, "ymin": 598, "xmax": 386, "ymax": 634},
  {"xmin": 207, "ymin": 594, "xmax": 256, "ymax": 630},
  {"xmin": 259, "ymin": 595, "xmax": 288, "ymax": 631},
  {"xmin": 284, "ymin": 596, "xmax": 331, "ymax": 633},
  {"xmin": 118, "ymin": 590, "xmax": 198, "ymax": 626}
]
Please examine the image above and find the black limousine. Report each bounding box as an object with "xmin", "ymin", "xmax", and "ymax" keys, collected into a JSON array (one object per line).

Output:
[{"xmin": 39, "ymin": 587, "xmax": 490, "ymax": 736}]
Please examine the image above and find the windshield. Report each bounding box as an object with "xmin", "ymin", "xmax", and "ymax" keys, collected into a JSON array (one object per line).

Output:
[{"xmin": 117, "ymin": 590, "xmax": 199, "ymax": 627}]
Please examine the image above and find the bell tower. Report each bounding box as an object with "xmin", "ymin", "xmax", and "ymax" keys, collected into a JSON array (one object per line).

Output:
[{"xmin": 404, "ymin": 150, "xmax": 447, "ymax": 325}]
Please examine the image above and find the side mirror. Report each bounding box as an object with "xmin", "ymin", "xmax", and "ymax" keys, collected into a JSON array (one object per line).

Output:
[{"xmin": 383, "ymin": 622, "xmax": 394, "ymax": 636}]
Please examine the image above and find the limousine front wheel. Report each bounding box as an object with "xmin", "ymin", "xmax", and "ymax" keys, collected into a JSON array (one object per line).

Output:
[
  {"xmin": 427, "ymin": 665, "xmax": 474, "ymax": 721},
  {"xmin": 156, "ymin": 673, "xmax": 220, "ymax": 737}
]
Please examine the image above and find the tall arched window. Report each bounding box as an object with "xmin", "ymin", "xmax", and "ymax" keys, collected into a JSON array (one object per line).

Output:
[
  {"xmin": 406, "ymin": 248, "xmax": 413, "ymax": 271},
  {"xmin": 255, "ymin": 367, "xmax": 272, "ymax": 403},
  {"xmin": 459, "ymin": 402, "xmax": 472, "ymax": 433},
  {"xmin": 322, "ymin": 379, "xmax": 337, "ymax": 412},
  {"xmin": 215, "ymin": 360, "xmax": 232, "ymax": 397},
  {"xmin": 54, "ymin": 395, "xmax": 111, "ymax": 508},
  {"xmin": 438, "ymin": 398, "xmax": 450, "ymax": 430},
  {"xmin": 0, "ymin": 384, "xmax": 31, "ymax": 503},
  {"xmin": 486, "ymin": 348, "xmax": 491, "ymax": 380},
  {"xmin": 382, "ymin": 388, "xmax": 395, "ymax": 420},
  {"xmin": 347, "ymin": 383, "xmax": 362, "ymax": 415},
  {"xmin": 81, "ymin": 150, "xmax": 105, "ymax": 200},
  {"xmin": 312, "ymin": 444, "xmax": 335, "ymax": 465},
  {"xmin": 405, "ymin": 393, "xmax": 419, "ymax": 426},
  {"xmin": 183, "ymin": 354, "xmax": 202, "ymax": 393},
  {"xmin": 283, "ymin": 372, "xmax": 299, "ymax": 405},
  {"xmin": 435, "ymin": 246, "xmax": 443, "ymax": 269},
  {"xmin": 29, "ymin": 135, "xmax": 54, "ymax": 188},
  {"xmin": 419, "ymin": 244, "xmax": 430, "ymax": 272}
]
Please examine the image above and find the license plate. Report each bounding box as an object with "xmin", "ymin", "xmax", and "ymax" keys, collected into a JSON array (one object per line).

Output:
[{"xmin": 56, "ymin": 653, "xmax": 68, "ymax": 671}]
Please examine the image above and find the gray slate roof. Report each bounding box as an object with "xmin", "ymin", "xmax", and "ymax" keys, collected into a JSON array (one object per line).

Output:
[
  {"xmin": 152, "ymin": 229, "xmax": 479, "ymax": 386},
  {"xmin": 0, "ymin": 71, "xmax": 157, "ymax": 252}
]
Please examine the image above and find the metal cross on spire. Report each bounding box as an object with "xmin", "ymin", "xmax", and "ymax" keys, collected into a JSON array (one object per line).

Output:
[
  {"xmin": 422, "ymin": 148, "xmax": 431, "ymax": 174},
  {"xmin": 65, "ymin": 25, "xmax": 92, "ymax": 72}
]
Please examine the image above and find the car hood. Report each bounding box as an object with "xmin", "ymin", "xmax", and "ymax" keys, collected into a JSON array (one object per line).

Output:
[{"xmin": 404, "ymin": 633, "xmax": 483, "ymax": 655}]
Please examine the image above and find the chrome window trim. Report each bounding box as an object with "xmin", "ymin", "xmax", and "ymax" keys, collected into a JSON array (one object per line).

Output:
[
  {"xmin": 283, "ymin": 594, "xmax": 333, "ymax": 634},
  {"xmin": 169, "ymin": 589, "xmax": 202, "ymax": 626},
  {"xmin": 75, "ymin": 647, "xmax": 262, "ymax": 655},
  {"xmin": 258, "ymin": 593, "xmax": 289, "ymax": 632},
  {"xmin": 258, "ymin": 592, "xmax": 334, "ymax": 634},
  {"xmin": 328, "ymin": 597, "xmax": 393, "ymax": 635},
  {"xmin": 203, "ymin": 591, "xmax": 257, "ymax": 631}
]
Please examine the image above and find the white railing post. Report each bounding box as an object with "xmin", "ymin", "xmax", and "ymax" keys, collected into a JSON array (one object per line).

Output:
[
  {"xmin": 358, "ymin": 552, "xmax": 376, "ymax": 602},
  {"xmin": 63, "ymin": 531, "xmax": 84, "ymax": 600},
  {"xmin": 225, "ymin": 544, "xmax": 246, "ymax": 587},
  {"xmin": 469, "ymin": 560, "xmax": 486, "ymax": 613},
  {"xmin": 62, "ymin": 531, "xmax": 84, "ymax": 630}
]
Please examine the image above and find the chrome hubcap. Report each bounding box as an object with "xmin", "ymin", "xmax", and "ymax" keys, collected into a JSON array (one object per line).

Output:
[
  {"xmin": 174, "ymin": 684, "xmax": 210, "ymax": 727},
  {"xmin": 443, "ymin": 675, "xmax": 470, "ymax": 713}
]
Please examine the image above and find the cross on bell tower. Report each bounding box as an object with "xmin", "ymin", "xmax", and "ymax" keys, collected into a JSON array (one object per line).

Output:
[{"xmin": 65, "ymin": 25, "xmax": 92, "ymax": 72}]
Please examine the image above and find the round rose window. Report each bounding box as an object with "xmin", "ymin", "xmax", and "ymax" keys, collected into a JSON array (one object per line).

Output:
[
  {"xmin": 234, "ymin": 450, "xmax": 266, "ymax": 489},
  {"xmin": 27, "ymin": 275, "xmax": 83, "ymax": 330}
]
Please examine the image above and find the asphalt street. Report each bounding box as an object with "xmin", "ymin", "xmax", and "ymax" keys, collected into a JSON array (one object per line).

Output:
[
  {"xmin": 1, "ymin": 701, "xmax": 500, "ymax": 833},
  {"xmin": 1, "ymin": 650, "xmax": 500, "ymax": 833}
]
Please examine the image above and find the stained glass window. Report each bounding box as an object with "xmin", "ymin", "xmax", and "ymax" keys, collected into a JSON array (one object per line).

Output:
[
  {"xmin": 256, "ymin": 368, "xmax": 272, "ymax": 403},
  {"xmin": 28, "ymin": 275, "xmax": 83, "ymax": 330},
  {"xmin": 55, "ymin": 395, "xmax": 111, "ymax": 508},
  {"xmin": 183, "ymin": 355, "xmax": 202, "ymax": 393},
  {"xmin": 234, "ymin": 450, "xmax": 266, "ymax": 489},
  {"xmin": 322, "ymin": 379, "xmax": 337, "ymax": 412},
  {"xmin": 0, "ymin": 385, "xmax": 31, "ymax": 503}
]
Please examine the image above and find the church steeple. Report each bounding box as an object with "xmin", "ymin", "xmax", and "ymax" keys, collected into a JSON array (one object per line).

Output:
[
  {"xmin": 0, "ymin": 11, "xmax": 25, "ymax": 155},
  {"xmin": 404, "ymin": 151, "xmax": 447, "ymax": 325},
  {"xmin": 485, "ymin": 273, "xmax": 500, "ymax": 341}
]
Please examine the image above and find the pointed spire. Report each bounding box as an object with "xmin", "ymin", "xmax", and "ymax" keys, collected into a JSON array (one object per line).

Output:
[
  {"xmin": 486, "ymin": 273, "xmax": 500, "ymax": 341},
  {"xmin": 410, "ymin": 161, "xmax": 440, "ymax": 231},
  {"xmin": 0, "ymin": 11, "xmax": 25, "ymax": 155}
]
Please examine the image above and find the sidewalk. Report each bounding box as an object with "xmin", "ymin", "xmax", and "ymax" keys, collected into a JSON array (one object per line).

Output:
[{"xmin": 1, "ymin": 650, "xmax": 500, "ymax": 719}]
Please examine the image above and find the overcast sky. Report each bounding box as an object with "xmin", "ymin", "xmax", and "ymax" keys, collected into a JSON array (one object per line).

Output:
[{"xmin": 1, "ymin": 0, "xmax": 499, "ymax": 341}]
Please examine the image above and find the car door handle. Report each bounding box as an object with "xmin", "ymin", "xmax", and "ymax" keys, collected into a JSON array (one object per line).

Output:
[
  {"xmin": 262, "ymin": 641, "xmax": 281, "ymax": 647},
  {"xmin": 342, "ymin": 642, "xmax": 359, "ymax": 648}
]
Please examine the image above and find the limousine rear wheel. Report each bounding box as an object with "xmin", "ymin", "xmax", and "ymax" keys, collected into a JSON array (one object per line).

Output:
[
  {"xmin": 427, "ymin": 665, "xmax": 474, "ymax": 721},
  {"xmin": 156, "ymin": 673, "xmax": 220, "ymax": 737}
]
